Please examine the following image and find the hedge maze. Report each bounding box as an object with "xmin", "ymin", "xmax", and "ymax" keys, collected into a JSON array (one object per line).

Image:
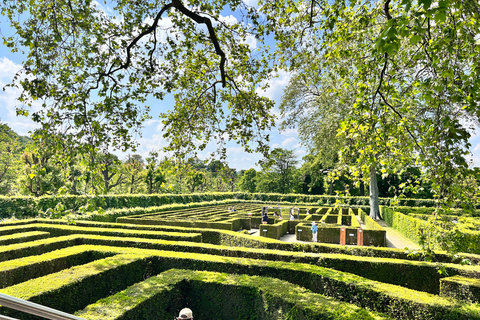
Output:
[
  {"xmin": 1, "ymin": 204, "xmax": 480, "ymax": 319},
  {"xmin": 117, "ymin": 203, "xmax": 386, "ymax": 246}
]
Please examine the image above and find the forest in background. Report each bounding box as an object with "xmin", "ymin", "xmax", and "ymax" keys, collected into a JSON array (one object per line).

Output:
[{"xmin": 1, "ymin": 121, "xmax": 437, "ymax": 199}]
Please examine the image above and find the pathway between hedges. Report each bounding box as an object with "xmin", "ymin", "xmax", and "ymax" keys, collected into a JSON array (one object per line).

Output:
[{"xmin": 250, "ymin": 219, "xmax": 420, "ymax": 249}]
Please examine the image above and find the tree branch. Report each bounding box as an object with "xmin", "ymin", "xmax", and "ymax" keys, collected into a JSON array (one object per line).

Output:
[
  {"xmin": 384, "ymin": 0, "xmax": 392, "ymax": 20},
  {"xmin": 172, "ymin": 0, "xmax": 227, "ymax": 87}
]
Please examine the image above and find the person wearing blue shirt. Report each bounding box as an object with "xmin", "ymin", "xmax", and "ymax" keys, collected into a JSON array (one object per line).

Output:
[{"xmin": 311, "ymin": 221, "xmax": 318, "ymax": 243}]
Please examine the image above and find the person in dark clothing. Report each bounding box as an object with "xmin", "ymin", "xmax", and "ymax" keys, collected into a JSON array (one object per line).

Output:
[{"xmin": 262, "ymin": 212, "xmax": 269, "ymax": 224}]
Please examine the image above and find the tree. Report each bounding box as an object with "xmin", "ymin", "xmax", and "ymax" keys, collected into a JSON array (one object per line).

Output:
[
  {"xmin": 186, "ymin": 170, "xmax": 206, "ymax": 193},
  {"xmin": 298, "ymin": 155, "xmax": 325, "ymax": 195},
  {"xmin": 238, "ymin": 168, "xmax": 257, "ymax": 193},
  {"xmin": 0, "ymin": 122, "xmax": 24, "ymax": 195},
  {"xmin": 124, "ymin": 154, "xmax": 145, "ymax": 193},
  {"xmin": 257, "ymin": 148, "xmax": 299, "ymax": 194},
  {"xmin": 96, "ymin": 152, "xmax": 126, "ymax": 194},
  {"xmin": 270, "ymin": 0, "xmax": 480, "ymax": 223},
  {"xmin": 2, "ymin": 0, "xmax": 275, "ymax": 159},
  {"xmin": 144, "ymin": 151, "xmax": 166, "ymax": 194},
  {"xmin": 3, "ymin": 0, "xmax": 480, "ymax": 248},
  {"xmin": 19, "ymin": 144, "xmax": 64, "ymax": 197}
]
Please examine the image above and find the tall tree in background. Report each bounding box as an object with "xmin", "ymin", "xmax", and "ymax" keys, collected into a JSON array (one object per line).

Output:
[
  {"xmin": 96, "ymin": 152, "xmax": 126, "ymax": 194},
  {"xmin": 238, "ymin": 168, "xmax": 257, "ymax": 193},
  {"xmin": 0, "ymin": 122, "xmax": 23, "ymax": 194},
  {"xmin": 145, "ymin": 151, "xmax": 166, "ymax": 194},
  {"xmin": 124, "ymin": 154, "xmax": 144, "ymax": 194},
  {"xmin": 187, "ymin": 170, "xmax": 206, "ymax": 193},
  {"xmin": 257, "ymin": 148, "xmax": 299, "ymax": 194},
  {"xmin": 19, "ymin": 144, "xmax": 63, "ymax": 197}
]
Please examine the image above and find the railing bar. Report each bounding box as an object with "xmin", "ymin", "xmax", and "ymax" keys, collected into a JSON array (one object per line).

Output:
[
  {"xmin": 0, "ymin": 315, "xmax": 19, "ymax": 320},
  {"xmin": 0, "ymin": 293, "xmax": 85, "ymax": 320}
]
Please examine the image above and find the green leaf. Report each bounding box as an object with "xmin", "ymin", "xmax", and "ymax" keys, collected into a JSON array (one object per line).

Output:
[
  {"xmin": 410, "ymin": 35, "xmax": 422, "ymax": 45},
  {"xmin": 419, "ymin": 0, "xmax": 433, "ymax": 10}
]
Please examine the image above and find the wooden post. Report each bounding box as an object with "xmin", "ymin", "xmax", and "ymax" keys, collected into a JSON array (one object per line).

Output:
[
  {"xmin": 340, "ymin": 227, "xmax": 346, "ymax": 245},
  {"xmin": 357, "ymin": 228, "xmax": 364, "ymax": 246}
]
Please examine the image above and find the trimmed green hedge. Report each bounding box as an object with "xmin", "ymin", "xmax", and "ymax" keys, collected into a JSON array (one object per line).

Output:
[
  {"xmin": 440, "ymin": 276, "xmax": 480, "ymax": 303},
  {"xmin": 0, "ymin": 253, "xmax": 154, "ymax": 319},
  {"xmin": 0, "ymin": 193, "xmax": 443, "ymax": 220},
  {"xmin": 380, "ymin": 207, "xmax": 480, "ymax": 254},
  {"xmin": 0, "ymin": 245, "xmax": 115, "ymax": 289},
  {"xmin": 381, "ymin": 206, "xmax": 427, "ymax": 244},
  {"xmin": 5, "ymin": 219, "xmax": 480, "ymax": 264},
  {"xmin": 5, "ymin": 246, "xmax": 480, "ymax": 319},
  {"xmin": 76, "ymin": 269, "xmax": 389, "ymax": 320},
  {"xmin": 0, "ymin": 231, "xmax": 50, "ymax": 246}
]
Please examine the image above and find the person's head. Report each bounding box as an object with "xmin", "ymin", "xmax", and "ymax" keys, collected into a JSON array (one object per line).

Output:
[
  {"xmin": 178, "ymin": 308, "xmax": 193, "ymax": 320},
  {"xmin": 312, "ymin": 221, "xmax": 316, "ymax": 225}
]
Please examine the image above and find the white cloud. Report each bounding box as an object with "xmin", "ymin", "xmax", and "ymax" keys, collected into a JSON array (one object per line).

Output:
[
  {"xmin": 220, "ymin": 14, "xmax": 239, "ymax": 26},
  {"xmin": 0, "ymin": 57, "xmax": 21, "ymax": 79},
  {"xmin": 281, "ymin": 137, "xmax": 296, "ymax": 147},
  {"xmin": 0, "ymin": 58, "xmax": 40, "ymax": 135},
  {"xmin": 474, "ymin": 143, "xmax": 480, "ymax": 153},
  {"xmin": 294, "ymin": 148, "xmax": 306, "ymax": 156},
  {"xmin": 226, "ymin": 146, "xmax": 244, "ymax": 154},
  {"xmin": 280, "ymin": 128, "xmax": 298, "ymax": 136},
  {"xmin": 243, "ymin": 0, "xmax": 259, "ymax": 8},
  {"xmin": 256, "ymin": 69, "xmax": 292, "ymax": 104}
]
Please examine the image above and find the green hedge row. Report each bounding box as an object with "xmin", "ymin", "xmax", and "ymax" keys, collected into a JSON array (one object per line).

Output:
[
  {"xmin": 440, "ymin": 276, "xmax": 480, "ymax": 303},
  {"xmin": 8, "ymin": 248, "xmax": 480, "ymax": 319},
  {"xmin": 381, "ymin": 207, "xmax": 480, "ymax": 254},
  {"xmin": 3, "ymin": 245, "xmax": 480, "ymax": 319},
  {"xmin": 0, "ymin": 245, "xmax": 115, "ymax": 289},
  {"xmin": 381, "ymin": 207, "xmax": 427, "ymax": 244},
  {"xmin": 76, "ymin": 268, "xmax": 388, "ymax": 320},
  {"xmin": 0, "ymin": 222, "xmax": 203, "ymax": 243},
  {"xmin": 6, "ymin": 219, "xmax": 480, "ymax": 264},
  {"xmin": 0, "ymin": 231, "xmax": 50, "ymax": 246},
  {"xmin": 3, "ymin": 236, "xmax": 480, "ymax": 297},
  {"xmin": 0, "ymin": 253, "xmax": 153, "ymax": 319},
  {"xmin": 0, "ymin": 193, "xmax": 445, "ymax": 220}
]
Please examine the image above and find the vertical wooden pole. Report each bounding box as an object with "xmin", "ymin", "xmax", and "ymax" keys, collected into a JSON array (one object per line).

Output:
[
  {"xmin": 340, "ymin": 227, "xmax": 346, "ymax": 245},
  {"xmin": 357, "ymin": 228, "xmax": 364, "ymax": 246}
]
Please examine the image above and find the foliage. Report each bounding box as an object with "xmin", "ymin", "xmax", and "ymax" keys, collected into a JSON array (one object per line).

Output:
[
  {"xmin": 257, "ymin": 148, "xmax": 300, "ymax": 194},
  {"xmin": 1, "ymin": 0, "xmax": 275, "ymax": 160},
  {"xmin": 238, "ymin": 168, "xmax": 257, "ymax": 193},
  {"xmin": 0, "ymin": 122, "xmax": 26, "ymax": 194}
]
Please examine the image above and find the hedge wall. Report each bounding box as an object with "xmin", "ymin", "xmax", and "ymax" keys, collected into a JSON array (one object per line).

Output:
[
  {"xmin": 76, "ymin": 269, "xmax": 388, "ymax": 320},
  {"xmin": 4, "ymin": 246, "xmax": 480, "ymax": 319},
  {"xmin": 0, "ymin": 193, "xmax": 444, "ymax": 220}
]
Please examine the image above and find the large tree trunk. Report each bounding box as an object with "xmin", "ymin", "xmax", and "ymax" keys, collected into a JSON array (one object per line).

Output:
[{"xmin": 369, "ymin": 165, "xmax": 381, "ymax": 220}]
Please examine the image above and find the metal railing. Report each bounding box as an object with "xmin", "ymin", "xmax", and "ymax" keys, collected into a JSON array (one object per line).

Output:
[{"xmin": 0, "ymin": 292, "xmax": 85, "ymax": 320}]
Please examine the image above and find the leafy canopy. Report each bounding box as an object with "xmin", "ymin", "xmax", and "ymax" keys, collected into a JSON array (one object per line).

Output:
[{"xmin": 2, "ymin": 0, "xmax": 275, "ymax": 158}]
